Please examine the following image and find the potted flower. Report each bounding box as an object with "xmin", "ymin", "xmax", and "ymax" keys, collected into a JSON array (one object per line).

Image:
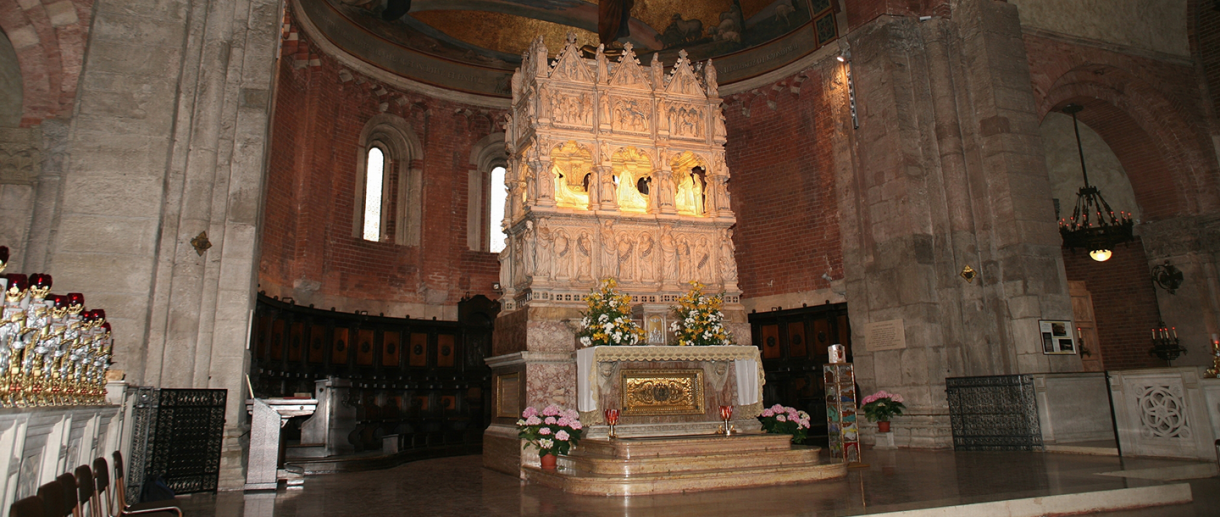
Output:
[
  {"xmin": 669, "ymin": 282, "xmax": 733, "ymax": 346},
  {"xmin": 577, "ymin": 278, "xmax": 645, "ymax": 347},
  {"xmin": 860, "ymin": 390, "xmax": 905, "ymax": 433},
  {"xmin": 757, "ymin": 404, "xmax": 811, "ymax": 444},
  {"xmin": 517, "ymin": 404, "xmax": 584, "ymax": 469}
]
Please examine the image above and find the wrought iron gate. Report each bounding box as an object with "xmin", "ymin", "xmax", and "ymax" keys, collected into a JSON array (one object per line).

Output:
[
  {"xmin": 128, "ymin": 388, "xmax": 227, "ymax": 500},
  {"xmin": 946, "ymin": 375, "xmax": 1043, "ymax": 451}
]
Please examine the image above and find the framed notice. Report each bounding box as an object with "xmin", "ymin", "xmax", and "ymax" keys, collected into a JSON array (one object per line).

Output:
[{"xmin": 1039, "ymin": 320, "xmax": 1077, "ymax": 355}]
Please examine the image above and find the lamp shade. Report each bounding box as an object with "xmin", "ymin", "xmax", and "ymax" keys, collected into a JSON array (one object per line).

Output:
[{"xmin": 1089, "ymin": 249, "xmax": 1113, "ymax": 262}]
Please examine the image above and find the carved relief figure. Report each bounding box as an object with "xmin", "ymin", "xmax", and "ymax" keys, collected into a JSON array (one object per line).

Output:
[
  {"xmin": 638, "ymin": 232, "xmax": 655, "ymax": 283},
  {"xmin": 719, "ymin": 228, "xmax": 737, "ymax": 283},
  {"xmin": 613, "ymin": 98, "xmax": 649, "ymax": 132},
  {"xmin": 599, "ymin": 169, "xmax": 618, "ymax": 208},
  {"xmin": 617, "ymin": 232, "xmax": 635, "ymax": 282},
  {"xmin": 677, "ymin": 236, "xmax": 692, "ymax": 282},
  {"xmin": 600, "ymin": 220, "xmax": 618, "ymax": 277},
  {"xmin": 676, "ymin": 167, "xmax": 705, "ymax": 215},
  {"xmin": 660, "ymin": 225, "xmax": 677, "ymax": 283},
  {"xmin": 536, "ymin": 219, "xmax": 554, "ymax": 281},
  {"xmin": 695, "ymin": 236, "xmax": 712, "ymax": 282},
  {"xmin": 535, "ymin": 161, "xmax": 554, "ymax": 203},
  {"xmin": 576, "ymin": 230, "xmax": 592, "ymax": 280},
  {"xmin": 554, "ymin": 229, "xmax": 571, "ymax": 280},
  {"xmin": 521, "ymin": 221, "xmax": 535, "ymax": 279}
]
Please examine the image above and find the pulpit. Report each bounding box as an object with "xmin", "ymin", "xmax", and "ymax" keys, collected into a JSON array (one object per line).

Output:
[
  {"xmin": 576, "ymin": 345, "xmax": 762, "ymax": 436},
  {"xmin": 245, "ymin": 398, "xmax": 317, "ymax": 490}
]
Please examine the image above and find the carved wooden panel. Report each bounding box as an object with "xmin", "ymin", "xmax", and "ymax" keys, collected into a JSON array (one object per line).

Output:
[
  {"xmin": 288, "ymin": 322, "xmax": 303, "ymax": 361},
  {"xmin": 356, "ymin": 329, "xmax": 375, "ymax": 366},
  {"xmin": 332, "ymin": 328, "xmax": 349, "ymax": 365},
  {"xmin": 437, "ymin": 334, "xmax": 455, "ymax": 367},
  {"xmin": 409, "ymin": 333, "xmax": 428, "ymax": 367},
  {"xmin": 308, "ymin": 324, "xmax": 326, "ymax": 364},
  {"xmin": 382, "ymin": 331, "xmax": 401, "ymax": 367}
]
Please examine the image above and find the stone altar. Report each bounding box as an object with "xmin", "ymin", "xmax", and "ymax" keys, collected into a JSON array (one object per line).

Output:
[
  {"xmin": 575, "ymin": 345, "xmax": 762, "ymax": 437},
  {"xmin": 485, "ymin": 33, "xmax": 749, "ymax": 475}
]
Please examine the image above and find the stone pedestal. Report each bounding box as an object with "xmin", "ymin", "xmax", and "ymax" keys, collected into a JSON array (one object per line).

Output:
[{"xmin": 245, "ymin": 398, "xmax": 316, "ymax": 491}]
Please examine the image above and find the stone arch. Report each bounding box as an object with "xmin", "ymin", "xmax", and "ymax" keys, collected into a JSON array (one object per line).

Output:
[
  {"xmin": 0, "ymin": 0, "xmax": 92, "ymax": 126},
  {"xmin": 468, "ymin": 132, "xmax": 507, "ymax": 251},
  {"xmin": 354, "ymin": 113, "xmax": 423, "ymax": 245},
  {"xmin": 1040, "ymin": 64, "xmax": 1220, "ymax": 220}
]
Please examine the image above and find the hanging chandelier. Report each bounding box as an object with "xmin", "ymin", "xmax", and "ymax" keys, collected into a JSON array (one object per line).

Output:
[{"xmin": 1057, "ymin": 103, "xmax": 1134, "ymax": 262}]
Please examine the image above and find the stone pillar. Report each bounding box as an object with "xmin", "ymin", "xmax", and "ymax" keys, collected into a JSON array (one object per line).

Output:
[
  {"xmin": 44, "ymin": 0, "xmax": 280, "ymax": 488},
  {"xmin": 837, "ymin": 1, "xmax": 1079, "ymax": 448}
]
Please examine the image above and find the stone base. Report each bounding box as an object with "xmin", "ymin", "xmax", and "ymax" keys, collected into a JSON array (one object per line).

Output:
[
  {"xmin": 522, "ymin": 432, "xmax": 846, "ymax": 496},
  {"xmin": 482, "ymin": 423, "xmax": 525, "ymax": 477},
  {"xmin": 874, "ymin": 432, "xmax": 896, "ymax": 450}
]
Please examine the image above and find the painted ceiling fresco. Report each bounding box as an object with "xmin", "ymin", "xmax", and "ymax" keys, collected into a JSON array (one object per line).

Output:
[
  {"xmin": 308, "ymin": 0, "xmax": 837, "ymax": 99},
  {"xmin": 333, "ymin": 0, "xmax": 834, "ymax": 66}
]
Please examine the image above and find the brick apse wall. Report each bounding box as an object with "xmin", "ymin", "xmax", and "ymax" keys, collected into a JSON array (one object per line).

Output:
[
  {"xmin": 259, "ymin": 26, "xmax": 503, "ymax": 316},
  {"xmin": 722, "ymin": 67, "xmax": 843, "ymax": 300}
]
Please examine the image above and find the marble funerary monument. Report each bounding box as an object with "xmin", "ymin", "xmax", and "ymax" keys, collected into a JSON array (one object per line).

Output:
[{"xmin": 484, "ymin": 36, "xmax": 841, "ymax": 492}]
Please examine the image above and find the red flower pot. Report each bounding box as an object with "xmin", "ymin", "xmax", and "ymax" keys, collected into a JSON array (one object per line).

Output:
[
  {"xmin": 878, "ymin": 421, "xmax": 891, "ymax": 433},
  {"xmin": 540, "ymin": 453, "xmax": 557, "ymax": 469}
]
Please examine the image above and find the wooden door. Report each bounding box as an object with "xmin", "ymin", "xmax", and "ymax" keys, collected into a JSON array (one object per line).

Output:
[{"xmin": 1069, "ymin": 280, "xmax": 1104, "ymax": 372}]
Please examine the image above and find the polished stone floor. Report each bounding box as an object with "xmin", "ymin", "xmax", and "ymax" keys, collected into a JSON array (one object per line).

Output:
[{"xmin": 175, "ymin": 449, "xmax": 1220, "ymax": 516}]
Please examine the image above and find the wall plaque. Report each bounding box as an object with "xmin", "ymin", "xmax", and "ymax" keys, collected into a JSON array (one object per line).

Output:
[
  {"xmin": 620, "ymin": 369, "xmax": 705, "ymax": 416},
  {"xmin": 495, "ymin": 372, "xmax": 521, "ymax": 418},
  {"xmin": 865, "ymin": 319, "xmax": 906, "ymax": 352}
]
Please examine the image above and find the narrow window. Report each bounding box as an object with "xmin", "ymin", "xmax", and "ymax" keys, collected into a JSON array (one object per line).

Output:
[
  {"xmin": 362, "ymin": 146, "xmax": 385, "ymax": 241},
  {"xmin": 489, "ymin": 166, "xmax": 507, "ymax": 252}
]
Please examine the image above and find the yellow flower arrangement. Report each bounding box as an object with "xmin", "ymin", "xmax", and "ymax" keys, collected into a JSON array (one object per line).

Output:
[
  {"xmin": 670, "ymin": 282, "xmax": 733, "ymax": 346},
  {"xmin": 577, "ymin": 278, "xmax": 645, "ymax": 347}
]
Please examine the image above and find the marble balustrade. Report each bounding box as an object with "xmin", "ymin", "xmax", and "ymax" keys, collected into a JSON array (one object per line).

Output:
[{"xmin": 0, "ymin": 381, "xmax": 134, "ymax": 512}]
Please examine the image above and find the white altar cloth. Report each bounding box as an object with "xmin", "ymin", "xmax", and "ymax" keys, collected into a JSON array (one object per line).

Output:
[{"xmin": 576, "ymin": 345, "xmax": 763, "ymax": 412}]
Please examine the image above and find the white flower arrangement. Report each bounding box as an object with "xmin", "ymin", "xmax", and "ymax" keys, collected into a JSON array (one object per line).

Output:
[
  {"xmin": 669, "ymin": 282, "xmax": 733, "ymax": 346},
  {"xmin": 577, "ymin": 278, "xmax": 645, "ymax": 347}
]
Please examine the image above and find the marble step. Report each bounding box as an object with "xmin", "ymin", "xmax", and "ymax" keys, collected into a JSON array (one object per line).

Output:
[
  {"xmin": 570, "ymin": 433, "xmax": 796, "ymax": 459},
  {"xmin": 523, "ymin": 460, "xmax": 847, "ymax": 496},
  {"xmin": 564, "ymin": 445, "xmax": 823, "ymax": 475}
]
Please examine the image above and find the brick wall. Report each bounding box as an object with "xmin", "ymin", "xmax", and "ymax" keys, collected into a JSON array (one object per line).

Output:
[
  {"xmin": 259, "ymin": 28, "xmax": 503, "ymax": 315},
  {"xmin": 1062, "ymin": 239, "xmax": 1166, "ymax": 370},
  {"xmin": 722, "ymin": 67, "xmax": 842, "ymax": 300}
]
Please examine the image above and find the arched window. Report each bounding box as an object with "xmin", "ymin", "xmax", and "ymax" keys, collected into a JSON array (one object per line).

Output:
[
  {"xmin": 489, "ymin": 166, "xmax": 508, "ymax": 252},
  {"xmin": 362, "ymin": 146, "xmax": 386, "ymax": 241},
  {"xmin": 354, "ymin": 114, "xmax": 422, "ymax": 245},
  {"xmin": 468, "ymin": 133, "xmax": 508, "ymax": 252}
]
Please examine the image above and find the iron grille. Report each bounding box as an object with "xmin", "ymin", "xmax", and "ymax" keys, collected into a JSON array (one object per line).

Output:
[
  {"xmin": 129, "ymin": 388, "xmax": 227, "ymax": 499},
  {"xmin": 946, "ymin": 375, "xmax": 1043, "ymax": 451}
]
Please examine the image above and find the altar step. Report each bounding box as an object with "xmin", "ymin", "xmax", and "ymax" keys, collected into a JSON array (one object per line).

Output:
[{"xmin": 522, "ymin": 433, "xmax": 847, "ymax": 496}]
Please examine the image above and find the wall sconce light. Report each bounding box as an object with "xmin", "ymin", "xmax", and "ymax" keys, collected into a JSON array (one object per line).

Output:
[
  {"xmin": 1151, "ymin": 261, "xmax": 1184, "ymax": 294},
  {"xmin": 492, "ymin": 282, "xmax": 502, "ymax": 291}
]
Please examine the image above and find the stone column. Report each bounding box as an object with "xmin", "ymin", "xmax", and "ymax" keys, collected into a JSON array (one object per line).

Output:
[
  {"xmin": 46, "ymin": 0, "xmax": 280, "ymax": 488},
  {"xmin": 836, "ymin": 0, "xmax": 1078, "ymax": 448}
]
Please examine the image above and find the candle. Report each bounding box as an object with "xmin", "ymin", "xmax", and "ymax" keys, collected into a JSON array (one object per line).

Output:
[{"xmin": 1171, "ymin": 327, "xmax": 1177, "ymax": 339}]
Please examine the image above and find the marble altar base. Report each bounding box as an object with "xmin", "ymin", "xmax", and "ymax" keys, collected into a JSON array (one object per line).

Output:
[{"xmin": 522, "ymin": 433, "xmax": 845, "ymax": 496}]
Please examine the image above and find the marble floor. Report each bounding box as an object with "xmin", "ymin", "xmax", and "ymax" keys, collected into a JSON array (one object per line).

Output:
[{"xmin": 174, "ymin": 449, "xmax": 1220, "ymax": 516}]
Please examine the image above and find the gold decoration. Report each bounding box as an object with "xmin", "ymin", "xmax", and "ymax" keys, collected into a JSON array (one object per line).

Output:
[
  {"xmin": 960, "ymin": 265, "xmax": 978, "ymax": 283},
  {"xmin": 621, "ymin": 368, "xmax": 704, "ymax": 416},
  {"xmin": 1206, "ymin": 338, "xmax": 1219, "ymax": 379},
  {"xmin": 191, "ymin": 231, "xmax": 213, "ymax": 256},
  {"xmin": 495, "ymin": 372, "xmax": 521, "ymax": 418},
  {"xmin": 550, "ymin": 141, "xmax": 593, "ymax": 209}
]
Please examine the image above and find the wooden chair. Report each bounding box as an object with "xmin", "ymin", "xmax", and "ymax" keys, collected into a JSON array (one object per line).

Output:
[
  {"xmin": 93, "ymin": 458, "xmax": 112, "ymax": 517},
  {"xmin": 54, "ymin": 473, "xmax": 79, "ymax": 517},
  {"xmin": 36, "ymin": 480, "xmax": 67, "ymax": 517},
  {"xmin": 10, "ymin": 495, "xmax": 46, "ymax": 517},
  {"xmin": 108, "ymin": 452, "xmax": 181, "ymax": 516},
  {"xmin": 75, "ymin": 466, "xmax": 100, "ymax": 517}
]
